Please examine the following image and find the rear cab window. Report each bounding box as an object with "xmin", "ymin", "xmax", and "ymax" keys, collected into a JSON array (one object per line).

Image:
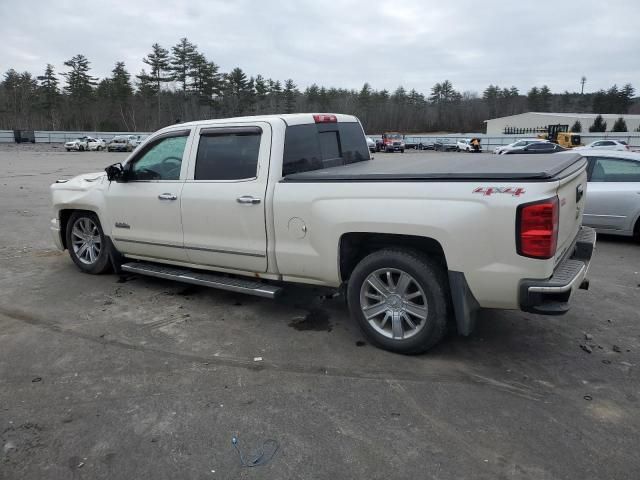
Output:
[
  {"xmin": 282, "ymin": 122, "xmax": 370, "ymax": 176},
  {"xmin": 589, "ymin": 157, "xmax": 640, "ymax": 182}
]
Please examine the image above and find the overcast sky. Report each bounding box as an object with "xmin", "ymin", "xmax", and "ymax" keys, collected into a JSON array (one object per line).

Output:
[{"xmin": 1, "ymin": 0, "xmax": 638, "ymax": 96}]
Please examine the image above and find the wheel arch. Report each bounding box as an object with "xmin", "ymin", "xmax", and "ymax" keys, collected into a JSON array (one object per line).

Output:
[
  {"xmin": 59, "ymin": 208, "xmax": 102, "ymax": 249},
  {"xmin": 338, "ymin": 232, "xmax": 479, "ymax": 336}
]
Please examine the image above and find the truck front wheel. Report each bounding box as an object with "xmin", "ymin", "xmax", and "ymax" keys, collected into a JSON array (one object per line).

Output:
[
  {"xmin": 347, "ymin": 249, "xmax": 449, "ymax": 354},
  {"xmin": 66, "ymin": 211, "xmax": 112, "ymax": 274}
]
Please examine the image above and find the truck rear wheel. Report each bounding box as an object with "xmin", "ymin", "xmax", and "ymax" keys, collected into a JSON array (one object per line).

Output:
[
  {"xmin": 66, "ymin": 212, "xmax": 111, "ymax": 274},
  {"xmin": 347, "ymin": 249, "xmax": 449, "ymax": 354}
]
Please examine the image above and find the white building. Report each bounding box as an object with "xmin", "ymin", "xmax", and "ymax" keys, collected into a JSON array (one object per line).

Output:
[{"xmin": 484, "ymin": 112, "xmax": 640, "ymax": 135}]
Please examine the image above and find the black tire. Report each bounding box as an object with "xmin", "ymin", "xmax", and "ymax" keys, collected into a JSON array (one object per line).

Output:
[
  {"xmin": 79, "ymin": 145, "xmax": 84, "ymax": 151},
  {"xmin": 400, "ymin": 149, "xmax": 405, "ymax": 153},
  {"xmin": 66, "ymin": 211, "xmax": 112, "ymax": 274},
  {"xmin": 347, "ymin": 249, "xmax": 449, "ymax": 354},
  {"xmin": 97, "ymin": 146, "xmax": 103, "ymax": 151},
  {"xmin": 66, "ymin": 148, "xmax": 70, "ymax": 152}
]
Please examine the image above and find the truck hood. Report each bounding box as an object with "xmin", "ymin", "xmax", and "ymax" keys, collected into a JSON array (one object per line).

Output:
[{"xmin": 51, "ymin": 171, "xmax": 107, "ymax": 191}]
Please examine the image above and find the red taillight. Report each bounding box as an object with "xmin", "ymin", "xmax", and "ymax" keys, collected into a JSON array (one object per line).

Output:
[
  {"xmin": 313, "ymin": 114, "xmax": 337, "ymax": 123},
  {"xmin": 517, "ymin": 197, "xmax": 559, "ymax": 259}
]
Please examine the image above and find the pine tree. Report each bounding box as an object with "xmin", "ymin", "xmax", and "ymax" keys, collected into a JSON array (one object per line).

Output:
[
  {"xmin": 611, "ymin": 117, "xmax": 627, "ymax": 132},
  {"xmin": 170, "ymin": 38, "xmax": 198, "ymax": 92},
  {"xmin": 539, "ymin": 85, "xmax": 552, "ymax": 111},
  {"xmin": 429, "ymin": 80, "xmax": 460, "ymax": 104},
  {"xmin": 283, "ymin": 78, "xmax": 297, "ymax": 113},
  {"xmin": 393, "ymin": 86, "xmax": 407, "ymax": 104},
  {"xmin": 62, "ymin": 54, "xmax": 97, "ymax": 101},
  {"xmin": 142, "ymin": 43, "xmax": 171, "ymax": 94},
  {"xmin": 620, "ymin": 84, "xmax": 635, "ymax": 113},
  {"xmin": 254, "ymin": 74, "xmax": 269, "ymax": 110},
  {"xmin": 527, "ymin": 87, "xmax": 540, "ymax": 111},
  {"xmin": 589, "ymin": 114, "xmax": 607, "ymax": 132},
  {"xmin": 110, "ymin": 62, "xmax": 133, "ymax": 101},
  {"xmin": 224, "ymin": 67, "xmax": 250, "ymax": 115},
  {"xmin": 483, "ymin": 84, "xmax": 499, "ymax": 117},
  {"xmin": 189, "ymin": 53, "xmax": 222, "ymax": 101},
  {"xmin": 37, "ymin": 64, "xmax": 60, "ymax": 126},
  {"xmin": 358, "ymin": 82, "xmax": 372, "ymax": 109},
  {"xmin": 268, "ymin": 79, "xmax": 282, "ymax": 112},
  {"xmin": 135, "ymin": 69, "xmax": 156, "ymax": 98},
  {"xmin": 570, "ymin": 120, "xmax": 582, "ymax": 133},
  {"xmin": 2, "ymin": 69, "xmax": 37, "ymax": 127}
]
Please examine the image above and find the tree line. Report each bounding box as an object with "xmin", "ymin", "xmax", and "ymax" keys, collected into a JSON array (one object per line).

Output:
[{"xmin": 0, "ymin": 37, "xmax": 637, "ymax": 134}]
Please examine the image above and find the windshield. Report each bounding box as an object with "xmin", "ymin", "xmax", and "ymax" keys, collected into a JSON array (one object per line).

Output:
[{"xmin": 385, "ymin": 133, "xmax": 402, "ymax": 140}]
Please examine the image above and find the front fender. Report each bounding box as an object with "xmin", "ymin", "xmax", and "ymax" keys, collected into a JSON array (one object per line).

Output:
[{"xmin": 51, "ymin": 173, "xmax": 111, "ymax": 237}]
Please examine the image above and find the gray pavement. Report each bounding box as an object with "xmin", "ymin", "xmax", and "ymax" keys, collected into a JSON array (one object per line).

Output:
[{"xmin": 1, "ymin": 145, "xmax": 639, "ymax": 479}]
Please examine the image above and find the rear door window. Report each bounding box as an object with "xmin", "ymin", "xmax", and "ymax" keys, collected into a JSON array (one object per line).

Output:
[
  {"xmin": 195, "ymin": 128, "xmax": 261, "ymax": 180},
  {"xmin": 283, "ymin": 122, "xmax": 369, "ymax": 176},
  {"xmin": 590, "ymin": 157, "xmax": 640, "ymax": 182}
]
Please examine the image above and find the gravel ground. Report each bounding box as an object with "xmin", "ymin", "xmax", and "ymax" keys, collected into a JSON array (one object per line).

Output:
[{"xmin": 1, "ymin": 147, "xmax": 639, "ymax": 479}]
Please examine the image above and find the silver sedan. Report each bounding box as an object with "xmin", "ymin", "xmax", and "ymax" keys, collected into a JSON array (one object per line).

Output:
[{"xmin": 579, "ymin": 150, "xmax": 640, "ymax": 239}]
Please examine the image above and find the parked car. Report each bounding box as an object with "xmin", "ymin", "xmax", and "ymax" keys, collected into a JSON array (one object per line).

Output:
[
  {"xmin": 575, "ymin": 140, "xmax": 630, "ymax": 152},
  {"xmin": 577, "ymin": 150, "xmax": 640, "ymax": 239},
  {"xmin": 457, "ymin": 139, "xmax": 472, "ymax": 152},
  {"xmin": 402, "ymin": 140, "xmax": 435, "ymax": 150},
  {"xmin": 50, "ymin": 113, "xmax": 594, "ymax": 354},
  {"xmin": 65, "ymin": 137, "xmax": 90, "ymax": 152},
  {"xmin": 433, "ymin": 138, "xmax": 457, "ymax": 151},
  {"xmin": 366, "ymin": 137, "xmax": 376, "ymax": 153},
  {"xmin": 503, "ymin": 143, "xmax": 567, "ymax": 154},
  {"xmin": 455, "ymin": 138, "xmax": 481, "ymax": 152},
  {"xmin": 494, "ymin": 139, "xmax": 547, "ymax": 155},
  {"xmin": 107, "ymin": 135, "xmax": 139, "ymax": 152},
  {"xmin": 404, "ymin": 138, "xmax": 419, "ymax": 149},
  {"xmin": 88, "ymin": 138, "xmax": 107, "ymax": 151},
  {"xmin": 417, "ymin": 141, "xmax": 435, "ymax": 150}
]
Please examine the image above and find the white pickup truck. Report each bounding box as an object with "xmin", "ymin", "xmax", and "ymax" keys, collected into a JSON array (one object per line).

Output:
[{"xmin": 50, "ymin": 113, "xmax": 595, "ymax": 354}]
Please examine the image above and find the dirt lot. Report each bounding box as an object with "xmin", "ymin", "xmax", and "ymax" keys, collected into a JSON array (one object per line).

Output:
[{"xmin": 1, "ymin": 145, "xmax": 639, "ymax": 479}]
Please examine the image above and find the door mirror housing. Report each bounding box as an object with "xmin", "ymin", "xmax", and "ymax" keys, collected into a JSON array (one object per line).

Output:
[{"xmin": 105, "ymin": 162, "xmax": 125, "ymax": 182}]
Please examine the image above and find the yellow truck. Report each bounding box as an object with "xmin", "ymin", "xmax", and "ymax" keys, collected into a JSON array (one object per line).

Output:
[{"xmin": 538, "ymin": 124, "xmax": 582, "ymax": 148}]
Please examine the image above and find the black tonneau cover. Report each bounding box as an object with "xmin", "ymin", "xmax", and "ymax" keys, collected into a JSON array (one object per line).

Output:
[{"xmin": 282, "ymin": 152, "xmax": 586, "ymax": 182}]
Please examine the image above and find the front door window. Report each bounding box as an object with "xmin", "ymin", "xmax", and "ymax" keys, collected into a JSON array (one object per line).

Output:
[{"xmin": 128, "ymin": 135, "xmax": 188, "ymax": 181}]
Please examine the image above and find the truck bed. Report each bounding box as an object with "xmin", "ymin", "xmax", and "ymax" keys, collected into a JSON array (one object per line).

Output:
[{"xmin": 282, "ymin": 152, "xmax": 586, "ymax": 182}]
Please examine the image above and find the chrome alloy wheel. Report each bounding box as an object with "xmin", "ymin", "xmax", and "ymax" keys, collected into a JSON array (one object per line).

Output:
[
  {"xmin": 71, "ymin": 217, "xmax": 102, "ymax": 265},
  {"xmin": 359, "ymin": 268, "xmax": 429, "ymax": 340}
]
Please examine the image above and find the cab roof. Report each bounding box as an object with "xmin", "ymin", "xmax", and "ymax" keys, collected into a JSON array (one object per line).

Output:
[{"xmin": 174, "ymin": 113, "xmax": 359, "ymax": 128}]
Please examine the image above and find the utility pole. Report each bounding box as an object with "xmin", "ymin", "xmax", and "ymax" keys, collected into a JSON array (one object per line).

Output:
[{"xmin": 580, "ymin": 76, "xmax": 586, "ymax": 95}]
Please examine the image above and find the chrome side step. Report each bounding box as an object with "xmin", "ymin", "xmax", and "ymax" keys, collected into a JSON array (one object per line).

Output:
[{"xmin": 121, "ymin": 261, "xmax": 282, "ymax": 299}]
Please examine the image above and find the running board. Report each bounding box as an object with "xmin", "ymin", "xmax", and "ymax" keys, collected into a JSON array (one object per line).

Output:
[{"xmin": 121, "ymin": 261, "xmax": 282, "ymax": 299}]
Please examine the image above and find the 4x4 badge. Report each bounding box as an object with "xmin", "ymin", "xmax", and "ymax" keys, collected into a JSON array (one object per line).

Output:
[{"xmin": 473, "ymin": 187, "xmax": 526, "ymax": 197}]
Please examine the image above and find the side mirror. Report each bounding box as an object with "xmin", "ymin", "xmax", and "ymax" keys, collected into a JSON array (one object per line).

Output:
[{"xmin": 105, "ymin": 163, "xmax": 125, "ymax": 182}]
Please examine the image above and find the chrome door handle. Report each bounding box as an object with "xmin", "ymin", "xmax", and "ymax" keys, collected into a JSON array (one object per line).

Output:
[
  {"xmin": 158, "ymin": 193, "xmax": 178, "ymax": 200},
  {"xmin": 237, "ymin": 196, "xmax": 261, "ymax": 205}
]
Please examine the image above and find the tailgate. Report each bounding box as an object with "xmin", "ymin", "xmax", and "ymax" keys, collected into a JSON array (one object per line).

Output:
[{"xmin": 554, "ymin": 166, "xmax": 588, "ymax": 265}]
